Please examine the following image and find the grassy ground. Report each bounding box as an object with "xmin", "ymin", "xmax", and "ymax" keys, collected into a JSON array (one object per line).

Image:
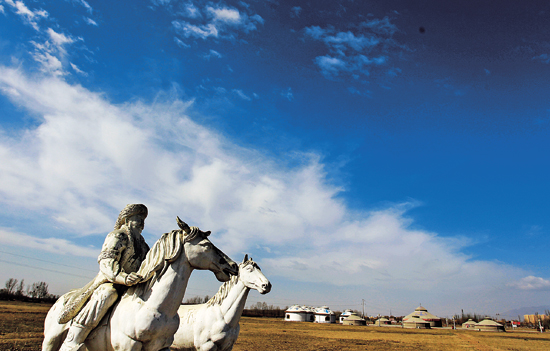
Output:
[
  {"xmin": 0, "ymin": 301, "xmax": 51, "ymax": 351},
  {"xmin": 232, "ymin": 318, "xmax": 550, "ymax": 351},
  {"xmin": 1, "ymin": 301, "xmax": 549, "ymax": 350}
]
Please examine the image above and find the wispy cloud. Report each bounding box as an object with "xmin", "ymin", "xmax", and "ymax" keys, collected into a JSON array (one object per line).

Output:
[
  {"xmin": 202, "ymin": 49, "xmax": 222, "ymax": 60},
  {"xmin": 290, "ymin": 6, "xmax": 301, "ymax": 18},
  {"xmin": 232, "ymin": 88, "xmax": 251, "ymax": 100},
  {"xmin": 532, "ymin": 54, "xmax": 550, "ymax": 64},
  {"xmin": 303, "ymin": 16, "xmax": 403, "ymax": 80},
  {"xmin": 71, "ymin": 0, "xmax": 93, "ymax": 14},
  {"xmin": 84, "ymin": 17, "xmax": 98, "ymax": 26},
  {"xmin": 174, "ymin": 36, "xmax": 190, "ymax": 48},
  {"xmin": 171, "ymin": 2, "xmax": 263, "ymax": 41},
  {"xmin": 509, "ymin": 276, "xmax": 550, "ymax": 291},
  {"xmin": 28, "ymin": 28, "xmax": 75, "ymax": 76},
  {"xmin": 281, "ymin": 87, "xmax": 294, "ymax": 101},
  {"xmin": 0, "ymin": 228, "xmax": 98, "ymax": 258},
  {"xmin": 70, "ymin": 62, "xmax": 87, "ymax": 76},
  {"xmin": 4, "ymin": 0, "xmax": 48, "ymax": 31}
]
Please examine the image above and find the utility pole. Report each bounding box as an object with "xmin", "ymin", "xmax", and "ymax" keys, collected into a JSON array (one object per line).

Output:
[{"xmin": 362, "ymin": 299, "xmax": 365, "ymax": 318}]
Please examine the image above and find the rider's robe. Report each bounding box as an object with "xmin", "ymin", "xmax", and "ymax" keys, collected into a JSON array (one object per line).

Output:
[{"xmin": 58, "ymin": 229, "xmax": 149, "ymax": 324}]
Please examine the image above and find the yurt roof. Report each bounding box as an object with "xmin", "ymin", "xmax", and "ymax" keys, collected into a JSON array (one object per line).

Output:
[
  {"xmin": 344, "ymin": 313, "xmax": 363, "ymax": 321},
  {"xmin": 341, "ymin": 310, "xmax": 353, "ymax": 316},
  {"xmin": 475, "ymin": 318, "xmax": 503, "ymax": 327},
  {"xmin": 285, "ymin": 305, "xmax": 306, "ymax": 313},
  {"xmin": 344, "ymin": 314, "xmax": 364, "ymax": 321},
  {"xmin": 376, "ymin": 317, "xmax": 390, "ymax": 322},
  {"xmin": 315, "ymin": 307, "xmax": 334, "ymax": 315},
  {"xmin": 403, "ymin": 306, "xmax": 440, "ymax": 321},
  {"xmin": 462, "ymin": 319, "xmax": 476, "ymax": 325}
]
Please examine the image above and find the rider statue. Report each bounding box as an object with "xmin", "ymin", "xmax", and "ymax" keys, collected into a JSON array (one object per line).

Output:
[{"xmin": 58, "ymin": 204, "xmax": 150, "ymax": 351}]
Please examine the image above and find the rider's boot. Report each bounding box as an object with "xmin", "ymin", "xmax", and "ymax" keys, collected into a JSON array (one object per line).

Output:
[{"xmin": 58, "ymin": 323, "xmax": 91, "ymax": 351}]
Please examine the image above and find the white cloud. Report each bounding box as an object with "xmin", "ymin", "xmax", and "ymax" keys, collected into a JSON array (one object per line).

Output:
[
  {"xmin": 315, "ymin": 55, "xmax": 346, "ymax": 76},
  {"xmin": 84, "ymin": 17, "xmax": 98, "ymax": 26},
  {"xmin": 533, "ymin": 54, "xmax": 550, "ymax": 64},
  {"xmin": 304, "ymin": 16, "xmax": 402, "ymax": 81},
  {"xmin": 174, "ymin": 36, "xmax": 189, "ymax": 48},
  {"xmin": 0, "ymin": 66, "xmax": 531, "ymax": 313},
  {"xmin": 32, "ymin": 51, "xmax": 64, "ymax": 76},
  {"xmin": 232, "ymin": 88, "xmax": 250, "ymax": 100},
  {"xmin": 0, "ymin": 5, "xmax": 4, "ymax": 14},
  {"xmin": 360, "ymin": 17, "xmax": 398, "ymax": 36},
  {"xmin": 281, "ymin": 87, "xmax": 293, "ymax": 101},
  {"xmin": 70, "ymin": 62, "xmax": 87, "ymax": 76},
  {"xmin": 171, "ymin": 2, "xmax": 263, "ymax": 42},
  {"xmin": 4, "ymin": 0, "xmax": 48, "ymax": 31},
  {"xmin": 207, "ymin": 6, "xmax": 241, "ymax": 24},
  {"xmin": 173, "ymin": 20, "xmax": 219, "ymax": 39},
  {"xmin": 29, "ymin": 29, "xmax": 75, "ymax": 76},
  {"xmin": 47, "ymin": 28, "xmax": 73, "ymax": 47},
  {"xmin": 181, "ymin": 3, "xmax": 201, "ymax": 19},
  {"xmin": 74, "ymin": 0, "xmax": 93, "ymax": 14},
  {"xmin": 290, "ymin": 6, "xmax": 301, "ymax": 18},
  {"xmin": 202, "ymin": 49, "xmax": 222, "ymax": 60},
  {"xmin": 509, "ymin": 276, "xmax": 550, "ymax": 291},
  {"xmin": 0, "ymin": 228, "xmax": 98, "ymax": 258}
]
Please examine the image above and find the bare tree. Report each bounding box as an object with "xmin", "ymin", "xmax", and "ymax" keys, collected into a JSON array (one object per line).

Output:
[
  {"xmin": 15, "ymin": 279, "xmax": 24, "ymax": 296},
  {"xmin": 28, "ymin": 282, "xmax": 49, "ymax": 299},
  {"xmin": 5, "ymin": 278, "xmax": 18, "ymax": 295}
]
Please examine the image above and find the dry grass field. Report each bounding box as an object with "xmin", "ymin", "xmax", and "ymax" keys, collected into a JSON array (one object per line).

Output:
[{"xmin": 1, "ymin": 301, "xmax": 550, "ymax": 350}]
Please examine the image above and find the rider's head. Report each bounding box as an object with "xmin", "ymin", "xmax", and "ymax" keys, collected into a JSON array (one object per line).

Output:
[{"xmin": 114, "ymin": 204, "xmax": 148, "ymax": 232}]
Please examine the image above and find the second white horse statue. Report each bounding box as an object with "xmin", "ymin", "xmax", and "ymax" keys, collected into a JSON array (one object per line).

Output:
[{"xmin": 171, "ymin": 255, "xmax": 271, "ymax": 351}]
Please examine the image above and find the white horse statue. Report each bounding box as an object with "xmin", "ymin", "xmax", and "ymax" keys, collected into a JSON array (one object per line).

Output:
[
  {"xmin": 43, "ymin": 218, "xmax": 238, "ymax": 351},
  {"xmin": 171, "ymin": 254, "xmax": 271, "ymax": 351}
]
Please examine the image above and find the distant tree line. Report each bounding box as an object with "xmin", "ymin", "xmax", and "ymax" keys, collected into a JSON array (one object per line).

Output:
[
  {"xmin": 242, "ymin": 302, "xmax": 287, "ymax": 318},
  {"xmin": 181, "ymin": 295, "xmax": 211, "ymax": 305},
  {"xmin": 0, "ymin": 278, "xmax": 59, "ymax": 303}
]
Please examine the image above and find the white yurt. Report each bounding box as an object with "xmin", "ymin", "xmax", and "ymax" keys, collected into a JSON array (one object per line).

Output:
[
  {"xmin": 314, "ymin": 306, "xmax": 336, "ymax": 323},
  {"xmin": 375, "ymin": 317, "xmax": 391, "ymax": 326},
  {"xmin": 285, "ymin": 305, "xmax": 309, "ymax": 322},
  {"xmin": 462, "ymin": 319, "xmax": 477, "ymax": 329},
  {"xmin": 402, "ymin": 305, "xmax": 442, "ymax": 327},
  {"xmin": 303, "ymin": 306, "xmax": 315, "ymax": 322},
  {"xmin": 342, "ymin": 313, "xmax": 367, "ymax": 326},
  {"xmin": 339, "ymin": 309, "xmax": 353, "ymax": 323},
  {"xmin": 402, "ymin": 316, "xmax": 431, "ymax": 329},
  {"xmin": 474, "ymin": 318, "xmax": 506, "ymax": 332}
]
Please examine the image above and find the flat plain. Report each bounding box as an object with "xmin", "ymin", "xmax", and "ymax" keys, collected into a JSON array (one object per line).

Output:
[{"xmin": 2, "ymin": 301, "xmax": 550, "ymax": 350}]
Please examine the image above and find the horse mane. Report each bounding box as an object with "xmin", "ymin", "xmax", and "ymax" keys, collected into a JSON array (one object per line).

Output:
[
  {"xmin": 206, "ymin": 260, "xmax": 256, "ymax": 306},
  {"xmin": 135, "ymin": 229, "xmax": 184, "ymax": 292}
]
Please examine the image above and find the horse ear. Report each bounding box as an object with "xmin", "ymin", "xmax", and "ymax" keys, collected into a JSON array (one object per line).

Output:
[
  {"xmin": 243, "ymin": 254, "xmax": 248, "ymax": 263},
  {"xmin": 204, "ymin": 231, "xmax": 211, "ymax": 237},
  {"xmin": 176, "ymin": 217, "xmax": 191, "ymax": 234}
]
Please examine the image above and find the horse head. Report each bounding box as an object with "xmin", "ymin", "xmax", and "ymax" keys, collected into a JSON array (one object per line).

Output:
[
  {"xmin": 239, "ymin": 254, "xmax": 271, "ymax": 294},
  {"xmin": 177, "ymin": 217, "xmax": 238, "ymax": 282}
]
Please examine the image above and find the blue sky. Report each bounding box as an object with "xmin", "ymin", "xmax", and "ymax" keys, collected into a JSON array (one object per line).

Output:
[{"xmin": 1, "ymin": 0, "xmax": 550, "ymax": 319}]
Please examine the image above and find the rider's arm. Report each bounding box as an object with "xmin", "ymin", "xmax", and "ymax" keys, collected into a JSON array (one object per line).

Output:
[{"xmin": 98, "ymin": 231, "xmax": 130, "ymax": 285}]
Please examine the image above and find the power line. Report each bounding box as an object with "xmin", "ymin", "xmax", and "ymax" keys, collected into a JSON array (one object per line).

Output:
[
  {"xmin": 0, "ymin": 259, "xmax": 94, "ymax": 280},
  {"xmin": 0, "ymin": 249, "xmax": 97, "ymax": 272}
]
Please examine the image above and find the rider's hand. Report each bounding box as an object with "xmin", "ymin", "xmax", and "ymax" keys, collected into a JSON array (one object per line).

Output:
[{"xmin": 125, "ymin": 272, "xmax": 142, "ymax": 286}]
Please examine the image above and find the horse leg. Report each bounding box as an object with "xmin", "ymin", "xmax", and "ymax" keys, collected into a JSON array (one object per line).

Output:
[
  {"xmin": 43, "ymin": 297, "xmax": 69, "ymax": 351},
  {"xmin": 42, "ymin": 326, "xmax": 68, "ymax": 351}
]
